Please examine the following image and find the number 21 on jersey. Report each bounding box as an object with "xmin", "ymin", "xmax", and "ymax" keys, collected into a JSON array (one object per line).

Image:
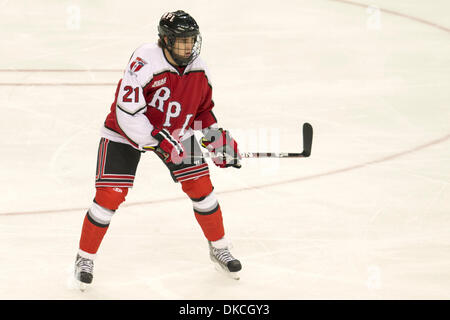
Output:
[{"xmin": 122, "ymin": 86, "xmax": 140, "ymax": 103}]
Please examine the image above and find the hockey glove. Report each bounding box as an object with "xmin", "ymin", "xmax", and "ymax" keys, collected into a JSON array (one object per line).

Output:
[
  {"xmin": 201, "ymin": 128, "xmax": 242, "ymax": 169},
  {"xmin": 144, "ymin": 128, "xmax": 185, "ymax": 164}
]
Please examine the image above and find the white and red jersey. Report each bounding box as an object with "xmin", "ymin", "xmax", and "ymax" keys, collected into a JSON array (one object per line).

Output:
[{"xmin": 102, "ymin": 42, "xmax": 217, "ymax": 150}]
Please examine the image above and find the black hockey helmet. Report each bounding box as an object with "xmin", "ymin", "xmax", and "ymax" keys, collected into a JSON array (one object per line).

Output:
[{"xmin": 158, "ymin": 10, "xmax": 202, "ymax": 67}]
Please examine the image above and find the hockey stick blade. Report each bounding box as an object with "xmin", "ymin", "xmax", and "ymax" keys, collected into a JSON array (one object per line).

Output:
[{"xmin": 301, "ymin": 122, "xmax": 313, "ymax": 157}]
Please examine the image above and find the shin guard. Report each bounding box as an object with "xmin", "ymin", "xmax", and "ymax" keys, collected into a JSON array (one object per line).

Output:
[{"xmin": 181, "ymin": 176, "xmax": 225, "ymax": 241}]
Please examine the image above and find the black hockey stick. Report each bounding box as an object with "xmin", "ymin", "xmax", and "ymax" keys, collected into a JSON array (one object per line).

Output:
[
  {"xmin": 199, "ymin": 122, "xmax": 313, "ymax": 159},
  {"xmin": 239, "ymin": 122, "xmax": 313, "ymax": 158}
]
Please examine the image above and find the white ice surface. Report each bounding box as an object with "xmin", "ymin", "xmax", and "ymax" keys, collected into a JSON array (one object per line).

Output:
[{"xmin": 0, "ymin": 0, "xmax": 449, "ymax": 299}]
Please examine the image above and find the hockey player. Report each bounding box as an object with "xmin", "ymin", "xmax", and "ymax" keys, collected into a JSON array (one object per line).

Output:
[{"xmin": 74, "ymin": 10, "xmax": 242, "ymax": 289}]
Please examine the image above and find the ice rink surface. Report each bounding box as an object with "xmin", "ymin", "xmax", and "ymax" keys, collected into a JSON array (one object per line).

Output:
[{"xmin": 0, "ymin": 0, "xmax": 449, "ymax": 299}]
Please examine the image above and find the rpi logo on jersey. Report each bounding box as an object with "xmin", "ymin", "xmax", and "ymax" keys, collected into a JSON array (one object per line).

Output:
[
  {"xmin": 149, "ymin": 86, "xmax": 194, "ymax": 134},
  {"xmin": 129, "ymin": 57, "xmax": 147, "ymax": 73}
]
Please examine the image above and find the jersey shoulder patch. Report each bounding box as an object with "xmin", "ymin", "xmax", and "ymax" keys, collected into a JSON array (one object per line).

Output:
[
  {"xmin": 126, "ymin": 43, "xmax": 158, "ymax": 82},
  {"xmin": 129, "ymin": 56, "xmax": 148, "ymax": 73}
]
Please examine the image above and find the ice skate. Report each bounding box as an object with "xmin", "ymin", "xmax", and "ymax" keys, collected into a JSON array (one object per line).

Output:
[
  {"xmin": 208, "ymin": 239, "xmax": 242, "ymax": 280},
  {"xmin": 74, "ymin": 254, "xmax": 94, "ymax": 291}
]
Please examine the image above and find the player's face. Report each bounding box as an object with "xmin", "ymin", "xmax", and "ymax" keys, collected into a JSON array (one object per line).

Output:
[{"xmin": 173, "ymin": 36, "xmax": 195, "ymax": 58}]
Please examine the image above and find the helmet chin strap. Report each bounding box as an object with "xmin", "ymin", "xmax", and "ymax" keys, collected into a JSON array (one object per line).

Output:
[{"xmin": 171, "ymin": 53, "xmax": 191, "ymax": 67}]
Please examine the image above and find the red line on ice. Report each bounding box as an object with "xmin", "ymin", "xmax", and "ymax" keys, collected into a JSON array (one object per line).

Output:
[{"xmin": 1, "ymin": 133, "xmax": 448, "ymax": 217}]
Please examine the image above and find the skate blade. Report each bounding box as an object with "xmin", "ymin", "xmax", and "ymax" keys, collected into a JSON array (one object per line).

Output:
[
  {"xmin": 66, "ymin": 275, "xmax": 90, "ymax": 292},
  {"xmin": 66, "ymin": 265, "xmax": 91, "ymax": 292},
  {"xmin": 75, "ymin": 279, "xmax": 89, "ymax": 292},
  {"xmin": 79, "ymin": 282, "xmax": 88, "ymax": 292},
  {"xmin": 212, "ymin": 262, "xmax": 240, "ymax": 280},
  {"xmin": 229, "ymin": 271, "xmax": 240, "ymax": 280}
]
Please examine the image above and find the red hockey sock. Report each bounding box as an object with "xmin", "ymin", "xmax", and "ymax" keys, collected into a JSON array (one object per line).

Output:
[
  {"xmin": 194, "ymin": 206, "xmax": 225, "ymax": 241},
  {"xmin": 79, "ymin": 213, "xmax": 109, "ymax": 255}
]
